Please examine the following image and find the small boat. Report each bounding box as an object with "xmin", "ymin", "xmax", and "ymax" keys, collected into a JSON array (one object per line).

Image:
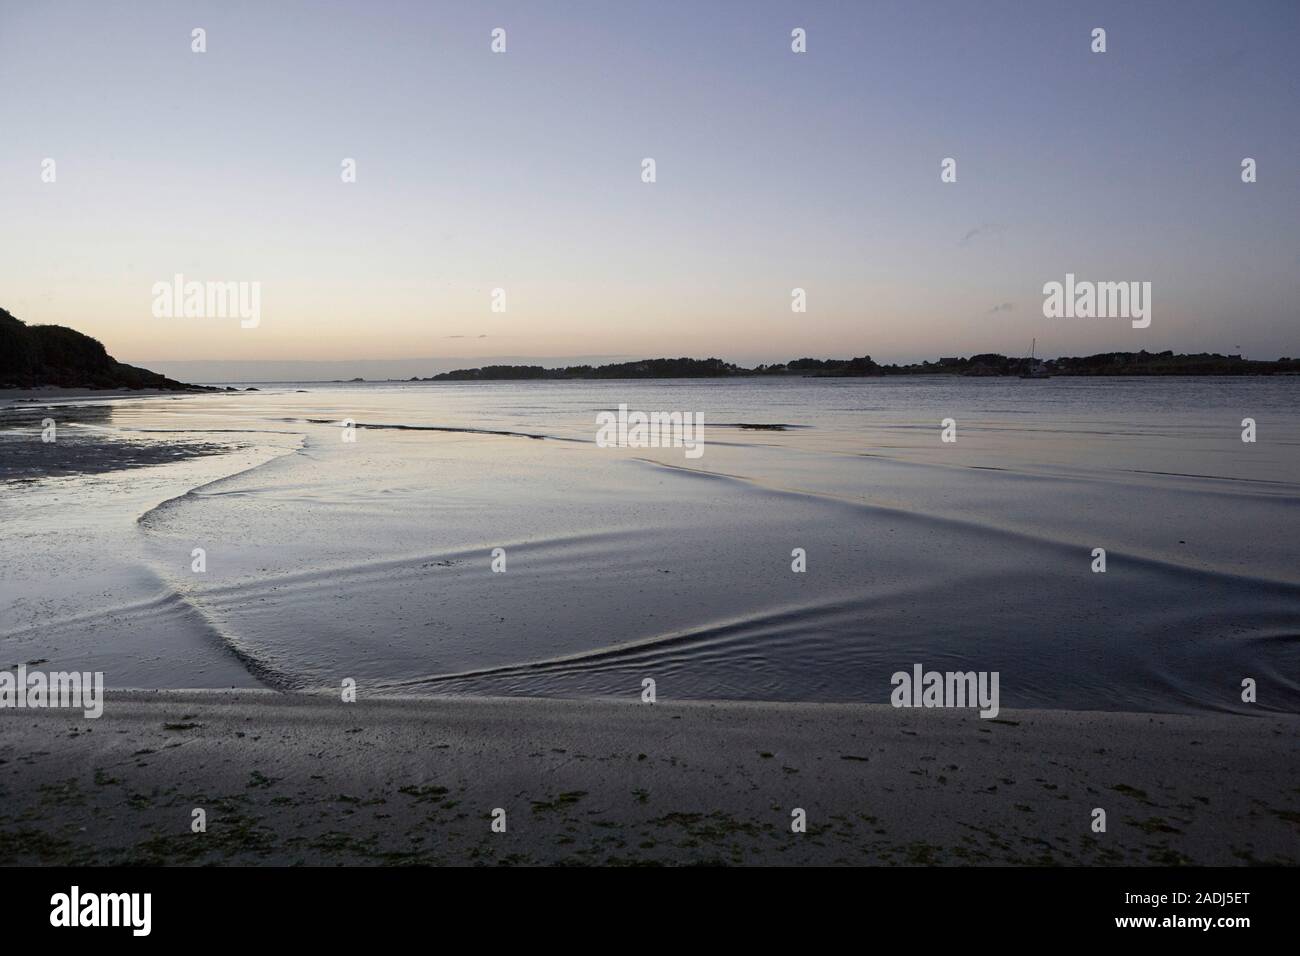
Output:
[{"xmin": 1019, "ymin": 338, "xmax": 1051, "ymax": 379}]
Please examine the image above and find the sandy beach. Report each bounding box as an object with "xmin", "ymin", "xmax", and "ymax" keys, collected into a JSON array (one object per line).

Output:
[
  {"xmin": 3, "ymin": 382, "xmax": 1297, "ymax": 868},
  {"xmin": 1, "ymin": 691, "xmax": 1295, "ymax": 866}
]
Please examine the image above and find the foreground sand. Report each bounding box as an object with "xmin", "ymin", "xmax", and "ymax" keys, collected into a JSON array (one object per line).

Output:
[{"xmin": 0, "ymin": 691, "xmax": 1295, "ymax": 866}]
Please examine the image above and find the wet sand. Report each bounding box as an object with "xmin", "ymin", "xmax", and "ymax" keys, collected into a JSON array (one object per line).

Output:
[
  {"xmin": 1, "ymin": 691, "xmax": 1295, "ymax": 866},
  {"xmin": 5, "ymin": 381, "xmax": 1299, "ymax": 711},
  {"xmin": 0, "ymin": 389, "xmax": 232, "ymax": 480},
  {"xmin": 0, "ymin": 387, "xmax": 205, "ymax": 404}
]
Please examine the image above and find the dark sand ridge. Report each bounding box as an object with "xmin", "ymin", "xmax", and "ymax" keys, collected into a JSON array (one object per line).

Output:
[
  {"xmin": 0, "ymin": 691, "xmax": 1295, "ymax": 866},
  {"xmin": 0, "ymin": 390, "xmax": 234, "ymax": 481}
]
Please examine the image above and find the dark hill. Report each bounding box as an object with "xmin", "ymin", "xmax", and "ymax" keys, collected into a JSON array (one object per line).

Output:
[{"xmin": 0, "ymin": 307, "xmax": 197, "ymax": 390}]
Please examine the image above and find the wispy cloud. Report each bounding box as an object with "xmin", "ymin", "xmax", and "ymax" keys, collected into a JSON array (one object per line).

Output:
[{"xmin": 960, "ymin": 223, "xmax": 1008, "ymax": 246}]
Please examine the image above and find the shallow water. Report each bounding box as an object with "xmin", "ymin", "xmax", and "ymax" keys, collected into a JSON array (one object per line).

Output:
[{"xmin": 2, "ymin": 377, "xmax": 1298, "ymax": 713}]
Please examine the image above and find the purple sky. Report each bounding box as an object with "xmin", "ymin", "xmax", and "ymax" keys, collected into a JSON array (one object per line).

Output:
[{"xmin": 1, "ymin": 0, "xmax": 1296, "ymax": 376}]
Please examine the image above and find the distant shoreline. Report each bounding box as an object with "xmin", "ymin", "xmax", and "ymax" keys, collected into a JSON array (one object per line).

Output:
[
  {"xmin": 416, "ymin": 352, "xmax": 1300, "ymax": 382},
  {"xmin": 205, "ymin": 372, "xmax": 1297, "ymax": 385},
  {"xmin": 137, "ymin": 371, "xmax": 1300, "ymax": 387},
  {"xmin": 4, "ymin": 371, "xmax": 1297, "ymax": 398}
]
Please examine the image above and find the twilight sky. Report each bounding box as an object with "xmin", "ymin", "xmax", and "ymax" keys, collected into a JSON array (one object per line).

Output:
[{"xmin": 1, "ymin": 0, "xmax": 1296, "ymax": 376}]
